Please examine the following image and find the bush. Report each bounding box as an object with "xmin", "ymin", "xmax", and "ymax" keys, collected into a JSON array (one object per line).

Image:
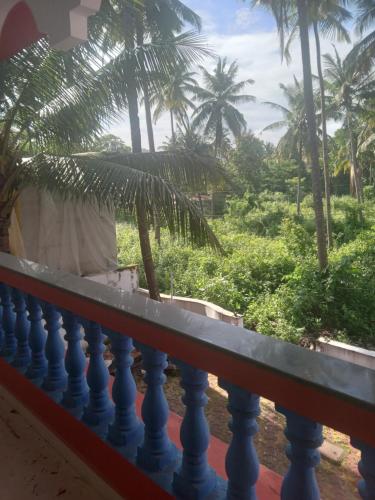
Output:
[
  {"xmin": 246, "ymin": 230, "xmax": 375, "ymax": 347},
  {"xmin": 116, "ymin": 191, "xmax": 375, "ymax": 349}
]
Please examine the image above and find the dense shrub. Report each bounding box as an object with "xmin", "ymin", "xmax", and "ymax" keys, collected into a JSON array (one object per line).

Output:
[
  {"xmin": 117, "ymin": 222, "xmax": 295, "ymax": 313},
  {"xmin": 117, "ymin": 192, "xmax": 375, "ymax": 348},
  {"xmin": 246, "ymin": 230, "xmax": 375, "ymax": 347}
]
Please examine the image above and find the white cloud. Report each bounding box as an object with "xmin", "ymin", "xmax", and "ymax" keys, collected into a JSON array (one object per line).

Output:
[
  {"xmin": 234, "ymin": 8, "xmax": 253, "ymax": 28},
  {"xmin": 107, "ymin": 11, "xmax": 352, "ymax": 148}
]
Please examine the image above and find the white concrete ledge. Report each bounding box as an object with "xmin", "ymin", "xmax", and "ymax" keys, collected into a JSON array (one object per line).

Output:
[
  {"xmin": 316, "ymin": 337, "xmax": 375, "ymax": 371},
  {"xmin": 138, "ymin": 288, "xmax": 243, "ymax": 327}
]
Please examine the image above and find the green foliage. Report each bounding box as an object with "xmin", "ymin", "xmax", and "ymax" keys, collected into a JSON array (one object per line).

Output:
[
  {"xmin": 247, "ymin": 229, "xmax": 375, "ymax": 347},
  {"xmin": 226, "ymin": 133, "xmax": 269, "ymax": 191},
  {"xmin": 90, "ymin": 134, "xmax": 131, "ymax": 153},
  {"xmin": 117, "ymin": 191, "xmax": 375, "ymax": 348},
  {"xmin": 117, "ymin": 219, "xmax": 295, "ymax": 314}
]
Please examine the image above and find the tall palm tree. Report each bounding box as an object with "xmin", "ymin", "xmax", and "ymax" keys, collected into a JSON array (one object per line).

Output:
[
  {"xmin": 324, "ymin": 47, "xmax": 375, "ymax": 202},
  {"xmin": 91, "ymin": 0, "xmax": 202, "ymax": 153},
  {"xmin": 263, "ymin": 78, "xmax": 308, "ymax": 215},
  {"xmin": 140, "ymin": 0, "xmax": 202, "ymax": 152},
  {"xmin": 283, "ymin": 0, "xmax": 351, "ymax": 247},
  {"xmin": 253, "ymin": 0, "xmax": 328, "ymax": 269},
  {"xmin": 191, "ymin": 57, "xmax": 256, "ymax": 156},
  {"xmin": 0, "ymin": 34, "xmax": 224, "ymax": 300},
  {"xmin": 150, "ymin": 69, "xmax": 198, "ymax": 143},
  {"xmin": 93, "ymin": 1, "xmax": 211, "ymax": 299}
]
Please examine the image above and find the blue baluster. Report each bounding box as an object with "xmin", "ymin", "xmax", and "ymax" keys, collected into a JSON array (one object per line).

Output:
[
  {"xmin": 276, "ymin": 406, "xmax": 323, "ymax": 500},
  {"xmin": 61, "ymin": 311, "xmax": 88, "ymax": 415},
  {"xmin": 0, "ymin": 283, "xmax": 16, "ymax": 360},
  {"xmin": 219, "ymin": 380, "xmax": 260, "ymax": 500},
  {"xmin": 136, "ymin": 344, "xmax": 176, "ymax": 472},
  {"xmin": 42, "ymin": 303, "xmax": 67, "ymax": 399},
  {"xmin": 25, "ymin": 295, "xmax": 47, "ymax": 383},
  {"xmin": 173, "ymin": 361, "xmax": 217, "ymax": 499},
  {"xmin": 82, "ymin": 321, "xmax": 114, "ymax": 433},
  {"xmin": 107, "ymin": 332, "xmax": 143, "ymax": 450},
  {"xmin": 11, "ymin": 289, "xmax": 31, "ymax": 371},
  {"xmin": 351, "ymin": 438, "xmax": 375, "ymax": 499}
]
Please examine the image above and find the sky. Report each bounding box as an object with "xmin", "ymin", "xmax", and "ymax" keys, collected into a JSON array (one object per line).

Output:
[{"xmin": 107, "ymin": 0, "xmax": 357, "ymax": 148}]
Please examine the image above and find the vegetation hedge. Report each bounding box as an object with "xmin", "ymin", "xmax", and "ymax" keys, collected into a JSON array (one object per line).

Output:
[{"xmin": 117, "ymin": 193, "xmax": 375, "ymax": 348}]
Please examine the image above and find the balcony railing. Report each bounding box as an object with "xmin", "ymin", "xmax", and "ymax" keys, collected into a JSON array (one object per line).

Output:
[{"xmin": 0, "ymin": 251, "xmax": 374, "ymax": 499}]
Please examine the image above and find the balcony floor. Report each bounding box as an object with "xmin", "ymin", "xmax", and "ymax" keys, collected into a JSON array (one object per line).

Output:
[
  {"xmin": 0, "ymin": 378, "xmax": 281, "ymax": 500},
  {"xmin": 0, "ymin": 391, "xmax": 105, "ymax": 500}
]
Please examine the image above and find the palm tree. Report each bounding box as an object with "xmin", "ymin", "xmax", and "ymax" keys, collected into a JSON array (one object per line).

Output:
[
  {"xmin": 140, "ymin": 0, "xmax": 202, "ymax": 152},
  {"xmin": 253, "ymin": 0, "xmax": 328, "ymax": 269},
  {"xmin": 347, "ymin": 0, "xmax": 375, "ymax": 70},
  {"xmin": 324, "ymin": 47, "xmax": 375, "ymax": 202},
  {"xmin": 0, "ymin": 34, "xmax": 224, "ymax": 300},
  {"xmin": 283, "ymin": 0, "xmax": 351, "ymax": 247},
  {"xmin": 93, "ymin": 2, "xmax": 212, "ymax": 299},
  {"xmin": 161, "ymin": 118, "xmax": 214, "ymax": 155},
  {"xmin": 263, "ymin": 78, "xmax": 308, "ymax": 215},
  {"xmin": 191, "ymin": 57, "xmax": 256, "ymax": 156},
  {"xmin": 150, "ymin": 69, "xmax": 198, "ymax": 143}
]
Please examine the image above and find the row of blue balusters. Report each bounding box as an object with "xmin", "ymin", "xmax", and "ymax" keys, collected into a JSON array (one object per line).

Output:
[{"xmin": 0, "ymin": 282, "xmax": 373, "ymax": 499}]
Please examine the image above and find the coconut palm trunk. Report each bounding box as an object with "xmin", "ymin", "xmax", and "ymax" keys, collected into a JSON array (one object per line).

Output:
[
  {"xmin": 313, "ymin": 20, "xmax": 333, "ymax": 249},
  {"xmin": 297, "ymin": 0, "xmax": 328, "ymax": 270},
  {"xmin": 135, "ymin": 20, "xmax": 161, "ymax": 245},
  {"xmin": 296, "ymin": 139, "xmax": 303, "ymax": 217},
  {"xmin": 143, "ymin": 94, "xmax": 162, "ymax": 244},
  {"xmin": 0, "ymin": 176, "xmax": 12, "ymax": 253},
  {"xmin": 143, "ymin": 91, "xmax": 162, "ymax": 245},
  {"xmin": 170, "ymin": 110, "xmax": 176, "ymax": 144},
  {"xmin": 347, "ymin": 113, "xmax": 364, "ymax": 203},
  {"xmin": 0, "ymin": 150, "xmax": 18, "ymax": 253},
  {"xmin": 125, "ymin": 52, "xmax": 161, "ymax": 300},
  {"xmin": 144, "ymin": 92, "xmax": 156, "ymax": 153},
  {"xmin": 214, "ymin": 119, "xmax": 223, "ymax": 157},
  {"xmin": 135, "ymin": 22, "xmax": 156, "ymax": 154}
]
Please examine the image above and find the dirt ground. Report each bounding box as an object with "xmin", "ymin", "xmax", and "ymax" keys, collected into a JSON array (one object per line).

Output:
[{"xmin": 135, "ymin": 370, "xmax": 361, "ymax": 500}]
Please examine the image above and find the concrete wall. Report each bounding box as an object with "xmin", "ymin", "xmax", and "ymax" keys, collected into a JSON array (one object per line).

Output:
[
  {"xmin": 138, "ymin": 288, "xmax": 243, "ymax": 327},
  {"xmin": 85, "ymin": 266, "xmax": 243, "ymax": 327},
  {"xmin": 85, "ymin": 266, "xmax": 139, "ymax": 294},
  {"xmin": 316, "ymin": 338, "xmax": 375, "ymax": 371}
]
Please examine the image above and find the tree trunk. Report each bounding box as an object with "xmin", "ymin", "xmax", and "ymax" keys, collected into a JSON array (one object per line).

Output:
[
  {"xmin": 135, "ymin": 21, "xmax": 161, "ymax": 246},
  {"xmin": 125, "ymin": 46, "xmax": 161, "ymax": 301},
  {"xmin": 136, "ymin": 199, "xmax": 160, "ymax": 301},
  {"xmin": 214, "ymin": 119, "xmax": 222, "ymax": 157},
  {"xmin": 0, "ymin": 172, "xmax": 14, "ymax": 253},
  {"xmin": 296, "ymin": 170, "xmax": 301, "ymax": 217},
  {"xmin": 142, "ymin": 85, "xmax": 161, "ymax": 245},
  {"xmin": 0, "ymin": 206, "xmax": 11, "ymax": 253},
  {"xmin": 347, "ymin": 114, "xmax": 364, "ymax": 203},
  {"xmin": 313, "ymin": 21, "xmax": 333, "ymax": 249},
  {"xmin": 297, "ymin": 0, "xmax": 328, "ymax": 270},
  {"xmin": 296, "ymin": 142, "xmax": 303, "ymax": 217},
  {"xmin": 144, "ymin": 91, "xmax": 156, "ymax": 153},
  {"xmin": 170, "ymin": 110, "xmax": 175, "ymax": 144}
]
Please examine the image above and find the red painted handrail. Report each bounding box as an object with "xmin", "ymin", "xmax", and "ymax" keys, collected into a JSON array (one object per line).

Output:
[{"xmin": 0, "ymin": 253, "xmax": 374, "ymax": 447}]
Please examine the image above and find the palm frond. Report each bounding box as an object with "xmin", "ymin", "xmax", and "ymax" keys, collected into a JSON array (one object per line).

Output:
[{"xmin": 21, "ymin": 153, "xmax": 223, "ymax": 252}]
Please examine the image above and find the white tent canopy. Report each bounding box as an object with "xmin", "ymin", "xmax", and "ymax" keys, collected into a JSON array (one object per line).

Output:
[{"xmin": 10, "ymin": 187, "xmax": 118, "ymax": 276}]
